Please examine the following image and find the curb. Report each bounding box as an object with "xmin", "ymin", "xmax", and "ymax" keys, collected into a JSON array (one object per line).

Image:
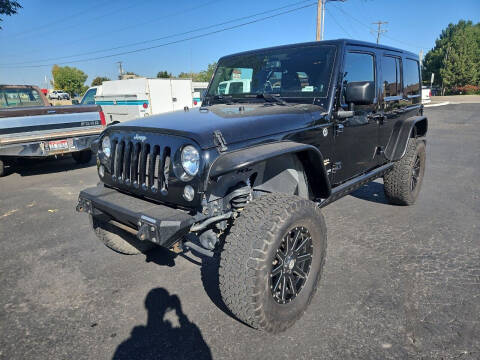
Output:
[{"xmin": 424, "ymin": 101, "xmax": 450, "ymax": 108}]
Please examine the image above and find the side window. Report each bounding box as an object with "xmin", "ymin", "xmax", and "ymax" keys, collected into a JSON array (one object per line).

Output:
[
  {"xmin": 404, "ymin": 59, "xmax": 420, "ymax": 96},
  {"xmin": 81, "ymin": 88, "xmax": 97, "ymax": 105},
  {"xmin": 344, "ymin": 52, "xmax": 375, "ymax": 84},
  {"xmin": 381, "ymin": 56, "xmax": 401, "ymax": 97}
]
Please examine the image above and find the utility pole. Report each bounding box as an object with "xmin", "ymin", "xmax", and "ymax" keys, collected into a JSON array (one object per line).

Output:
[
  {"xmin": 117, "ymin": 61, "xmax": 124, "ymax": 80},
  {"xmin": 372, "ymin": 21, "xmax": 388, "ymax": 44},
  {"xmin": 316, "ymin": 0, "xmax": 347, "ymax": 41}
]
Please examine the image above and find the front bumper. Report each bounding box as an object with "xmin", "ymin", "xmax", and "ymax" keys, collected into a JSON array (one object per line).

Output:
[
  {"xmin": 76, "ymin": 184, "xmax": 195, "ymax": 247},
  {"xmin": 0, "ymin": 134, "xmax": 98, "ymax": 157}
]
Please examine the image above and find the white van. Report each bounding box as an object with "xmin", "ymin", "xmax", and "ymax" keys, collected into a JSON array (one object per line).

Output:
[
  {"xmin": 217, "ymin": 79, "xmax": 251, "ymax": 95},
  {"xmin": 95, "ymin": 78, "xmax": 193, "ymax": 124}
]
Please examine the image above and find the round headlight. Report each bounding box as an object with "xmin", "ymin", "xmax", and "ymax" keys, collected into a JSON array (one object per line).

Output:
[
  {"xmin": 102, "ymin": 136, "xmax": 111, "ymax": 157},
  {"xmin": 181, "ymin": 145, "xmax": 199, "ymax": 176}
]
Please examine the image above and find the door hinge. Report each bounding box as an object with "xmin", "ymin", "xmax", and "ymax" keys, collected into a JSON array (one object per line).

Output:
[
  {"xmin": 213, "ymin": 130, "xmax": 228, "ymax": 153},
  {"xmin": 335, "ymin": 123, "xmax": 344, "ymax": 135},
  {"xmin": 332, "ymin": 161, "xmax": 342, "ymax": 173}
]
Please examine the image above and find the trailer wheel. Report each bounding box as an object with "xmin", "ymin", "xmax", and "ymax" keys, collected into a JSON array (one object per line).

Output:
[{"xmin": 72, "ymin": 150, "xmax": 92, "ymax": 164}]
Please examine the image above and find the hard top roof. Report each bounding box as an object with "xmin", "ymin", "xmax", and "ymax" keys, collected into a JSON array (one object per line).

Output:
[{"xmin": 220, "ymin": 38, "xmax": 418, "ymax": 60}]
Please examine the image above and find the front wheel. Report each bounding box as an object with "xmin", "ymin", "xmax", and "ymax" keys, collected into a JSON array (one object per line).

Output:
[
  {"xmin": 384, "ymin": 138, "xmax": 426, "ymax": 205},
  {"xmin": 219, "ymin": 193, "xmax": 327, "ymax": 333},
  {"xmin": 72, "ymin": 150, "xmax": 92, "ymax": 164}
]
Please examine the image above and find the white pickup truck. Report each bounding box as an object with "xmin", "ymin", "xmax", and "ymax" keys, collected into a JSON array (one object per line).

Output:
[{"xmin": 0, "ymin": 85, "xmax": 106, "ymax": 176}]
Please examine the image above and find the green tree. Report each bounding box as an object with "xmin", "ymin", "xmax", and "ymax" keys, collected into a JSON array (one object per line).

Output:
[
  {"xmin": 176, "ymin": 63, "xmax": 217, "ymax": 82},
  {"xmin": 91, "ymin": 76, "xmax": 110, "ymax": 87},
  {"xmin": 51, "ymin": 65, "xmax": 88, "ymax": 96},
  {"xmin": 423, "ymin": 20, "xmax": 480, "ymax": 93},
  {"xmin": 0, "ymin": 0, "xmax": 21, "ymax": 29},
  {"xmin": 195, "ymin": 62, "xmax": 217, "ymax": 82},
  {"xmin": 156, "ymin": 71, "xmax": 172, "ymax": 78}
]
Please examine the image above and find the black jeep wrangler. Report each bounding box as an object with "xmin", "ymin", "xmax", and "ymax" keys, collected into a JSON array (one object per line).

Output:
[{"xmin": 77, "ymin": 39, "xmax": 427, "ymax": 333}]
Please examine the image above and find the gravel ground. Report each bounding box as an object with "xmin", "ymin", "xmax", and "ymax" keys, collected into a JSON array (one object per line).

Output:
[{"xmin": 0, "ymin": 104, "xmax": 478, "ymax": 359}]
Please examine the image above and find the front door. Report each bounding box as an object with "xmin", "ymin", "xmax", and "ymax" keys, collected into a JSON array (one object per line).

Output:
[{"xmin": 333, "ymin": 49, "xmax": 380, "ymax": 184}]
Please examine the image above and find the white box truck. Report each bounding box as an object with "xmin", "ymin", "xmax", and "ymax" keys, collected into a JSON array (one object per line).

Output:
[{"xmin": 95, "ymin": 78, "xmax": 194, "ymax": 124}]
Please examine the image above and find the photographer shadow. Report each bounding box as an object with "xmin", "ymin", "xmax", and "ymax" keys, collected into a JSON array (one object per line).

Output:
[{"xmin": 113, "ymin": 288, "xmax": 212, "ymax": 360}]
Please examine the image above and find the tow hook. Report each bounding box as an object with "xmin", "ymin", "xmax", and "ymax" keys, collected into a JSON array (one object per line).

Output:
[
  {"xmin": 76, "ymin": 198, "xmax": 93, "ymax": 214},
  {"xmin": 136, "ymin": 215, "xmax": 159, "ymax": 243}
]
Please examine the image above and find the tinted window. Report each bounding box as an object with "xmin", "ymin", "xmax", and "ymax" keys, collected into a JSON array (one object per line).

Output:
[
  {"xmin": 404, "ymin": 59, "xmax": 420, "ymax": 96},
  {"xmin": 208, "ymin": 45, "xmax": 336, "ymax": 98},
  {"xmin": 81, "ymin": 88, "xmax": 97, "ymax": 105},
  {"xmin": 344, "ymin": 52, "xmax": 375, "ymax": 83},
  {"xmin": 382, "ymin": 56, "xmax": 401, "ymax": 97},
  {"xmin": 0, "ymin": 87, "xmax": 44, "ymax": 108}
]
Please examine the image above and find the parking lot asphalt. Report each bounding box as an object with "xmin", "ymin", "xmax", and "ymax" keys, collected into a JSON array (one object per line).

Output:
[{"xmin": 0, "ymin": 104, "xmax": 479, "ymax": 360}]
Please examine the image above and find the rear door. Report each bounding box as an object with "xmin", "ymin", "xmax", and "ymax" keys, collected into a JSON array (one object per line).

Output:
[
  {"xmin": 171, "ymin": 80, "xmax": 193, "ymax": 111},
  {"xmin": 333, "ymin": 48, "xmax": 380, "ymax": 184},
  {"xmin": 377, "ymin": 55, "xmax": 421, "ymax": 152}
]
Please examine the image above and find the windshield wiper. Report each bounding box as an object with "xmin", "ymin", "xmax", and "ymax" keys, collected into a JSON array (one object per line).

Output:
[
  {"xmin": 257, "ymin": 93, "xmax": 291, "ymax": 106},
  {"xmin": 205, "ymin": 94, "xmax": 236, "ymax": 105}
]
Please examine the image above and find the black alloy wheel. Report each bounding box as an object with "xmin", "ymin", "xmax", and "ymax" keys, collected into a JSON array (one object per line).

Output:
[
  {"xmin": 410, "ymin": 154, "xmax": 421, "ymax": 191},
  {"xmin": 270, "ymin": 226, "xmax": 313, "ymax": 304}
]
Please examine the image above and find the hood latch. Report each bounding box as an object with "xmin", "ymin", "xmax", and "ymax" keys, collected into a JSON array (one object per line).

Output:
[{"xmin": 213, "ymin": 130, "xmax": 228, "ymax": 153}]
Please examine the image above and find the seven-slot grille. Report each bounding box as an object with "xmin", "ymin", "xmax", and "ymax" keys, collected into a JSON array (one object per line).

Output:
[{"xmin": 109, "ymin": 138, "xmax": 171, "ymax": 194}]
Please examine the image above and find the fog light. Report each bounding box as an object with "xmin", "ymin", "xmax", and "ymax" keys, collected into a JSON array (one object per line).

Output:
[
  {"xmin": 98, "ymin": 164, "xmax": 105, "ymax": 178},
  {"xmin": 183, "ymin": 185, "xmax": 195, "ymax": 201}
]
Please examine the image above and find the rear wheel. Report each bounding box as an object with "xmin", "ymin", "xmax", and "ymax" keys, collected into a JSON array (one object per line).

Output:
[
  {"xmin": 384, "ymin": 138, "xmax": 426, "ymax": 205},
  {"xmin": 90, "ymin": 215, "xmax": 155, "ymax": 255},
  {"xmin": 219, "ymin": 193, "xmax": 327, "ymax": 333},
  {"xmin": 72, "ymin": 150, "xmax": 92, "ymax": 164}
]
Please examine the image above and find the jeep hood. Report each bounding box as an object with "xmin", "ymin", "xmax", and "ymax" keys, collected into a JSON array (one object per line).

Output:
[{"xmin": 111, "ymin": 104, "xmax": 324, "ymax": 149}]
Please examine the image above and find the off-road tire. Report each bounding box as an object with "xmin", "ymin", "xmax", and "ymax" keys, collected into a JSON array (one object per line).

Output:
[
  {"xmin": 384, "ymin": 138, "xmax": 426, "ymax": 205},
  {"xmin": 219, "ymin": 193, "xmax": 327, "ymax": 333},
  {"xmin": 72, "ymin": 150, "xmax": 92, "ymax": 164},
  {"xmin": 90, "ymin": 215, "xmax": 154, "ymax": 255},
  {"xmin": 0, "ymin": 159, "xmax": 5, "ymax": 177}
]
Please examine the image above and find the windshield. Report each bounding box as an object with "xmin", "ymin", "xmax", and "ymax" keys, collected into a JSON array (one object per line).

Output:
[
  {"xmin": 207, "ymin": 45, "xmax": 336, "ymax": 100},
  {"xmin": 0, "ymin": 87, "xmax": 44, "ymax": 108}
]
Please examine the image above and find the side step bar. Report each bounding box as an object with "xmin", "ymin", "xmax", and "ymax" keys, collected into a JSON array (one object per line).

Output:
[{"xmin": 319, "ymin": 163, "xmax": 394, "ymax": 208}]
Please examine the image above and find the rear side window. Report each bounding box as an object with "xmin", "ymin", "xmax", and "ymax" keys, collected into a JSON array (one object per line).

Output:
[
  {"xmin": 404, "ymin": 59, "xmax": 420, "ymax": 96},
  {"xmin": 343, "ymin": 52, "xmax": 375, "ymax": 83},
  {"xmin": 81, "ymin": 88, "xmax": 97, "ymax": 105},
  {"xmin": 381, "ymin": 56, "xmax": 401, "ymax": 97},
  {"xmin": 0, "ymin": 87, "xmax": 44, "ymax": 108}
]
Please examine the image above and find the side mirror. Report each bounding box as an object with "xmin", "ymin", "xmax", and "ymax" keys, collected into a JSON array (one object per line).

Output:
[
  {"xmin": 71, "ymin": 99, "xmax": 79, "ymax": 105},
  {"xmin": 345, "ymin": 81, "xmax": 375, "ymax": 105}
]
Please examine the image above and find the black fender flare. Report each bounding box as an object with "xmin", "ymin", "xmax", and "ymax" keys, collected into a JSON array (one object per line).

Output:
[
  {"xmin": 205, "ymin": 141, "xmax": 331, "ymax": 199},
  {"xmin": 384, "ymin": 115, "xmax": 427, "ymax": 161}
]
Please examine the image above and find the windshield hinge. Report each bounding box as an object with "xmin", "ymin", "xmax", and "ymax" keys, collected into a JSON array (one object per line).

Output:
[
  {"xmin": 332, "ymin": 162, "xmax": 342, "ymax": 173},
  {"xmin": 213, "ymin": 130, "xmax": 228, "ymax": 153}
]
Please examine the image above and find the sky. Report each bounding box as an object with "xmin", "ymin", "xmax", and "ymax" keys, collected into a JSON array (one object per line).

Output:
[{"xmin": 0, "ymin": 0, "xmax": 479, "ymax": 88}]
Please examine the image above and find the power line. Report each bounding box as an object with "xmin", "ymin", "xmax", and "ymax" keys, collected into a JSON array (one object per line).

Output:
[
  {"xmin": 6, "ymin": 0, "xmax": 112, "ymax": 38},
  {"xmin": 0, "ymin": 2, "xmax": 317, "ymax": 69},
  {"xmin": 325, "ymin": 7, "xmax": 353, "ymax": 38},
  {"xmin": 1, "ymin": 0, "xmax": 224, "ymax": 60},
  {"xmin": 330, "ymin": 3, "xmax": 430, "ymax": 49},
  {"xmin": 8, "ymin": 0, "xmax": 156, "ymax": 40},
  {"xmin": 1, "ymin": 0, "xmax": 313, "ymax": 66},
  {"xmin": 371, "ymin": 21, "xmax": 388, "ymax": 44}
]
